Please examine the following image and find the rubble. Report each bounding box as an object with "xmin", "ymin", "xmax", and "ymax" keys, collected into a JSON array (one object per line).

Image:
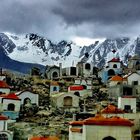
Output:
[{"xmin": 8, "ymin": 114, "xmax": 70, "ymax": 140}]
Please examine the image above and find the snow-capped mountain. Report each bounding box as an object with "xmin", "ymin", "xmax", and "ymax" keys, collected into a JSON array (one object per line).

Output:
[
  {"xmin": 0, "ymin": 32, "xmax": 140, "ymax": 73},
  {"xmin": 4, "ymin": 33, "xmax": 81, "ymax": 67}
]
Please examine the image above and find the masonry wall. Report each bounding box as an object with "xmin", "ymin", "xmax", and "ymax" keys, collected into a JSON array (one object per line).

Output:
[
  {"xmin": 47, "ymin": 68, "xmax": 60, "ymax": 80},
  {"xmin": 108, "ymin": 62, "xmax": 121, "ymax": 69},
  {"xmin": 18, "ymin": 91, "xmax": 39, "ymax": 106},
  {"xmin": 83, "ymin": 65, "xmax": 92, "ymax": 77},
  {"xmin": 0, "ymin": 88, "xmax": 10, "ymax": 94},
  {"xmin": 74, "ymin": 79, "xmax": 92, "ymax": 90},
  {"xmin": 127, "ymin": 73, "xmax": 140, "ymax": 85},
  {"xmin": 102, "ymin": 113, "xmax": 140, "ymax": 131},
  {"xmin": 0, "ymin": 131, "xmax": 13, "ymax": 140},
  {"xmin": 84, "ymin": 125, "xmax": 132, "ymax": 140},
  {"xmin": 50, "ymin": 86, "xmax": 60, "ymax": 94},
  {"xmin": 2, "ymin": 99, "xmax": 21, "ymax": 112},
  {"xmin": 56, "ymin": 94, "xmax": 79, "ymax": 108},
  {"xmin": 118, "ymin": 97, "xmax": 136, "ymax": 113},
  {"xmin": 109, "ymin": 81, "xmax": 122, "ymax": 87},
  {"xmin": 108, "ymin": 85, "xmax": 122, "ymax": 99},
  {"xmin": 0, "ymin": 121, "xmax": 7, "ymax": 131},
  {"xmin": 69, "ymin": 126, "xmax": 83, "ymax": 140},
  {"xmin": 0, "ymin": 76, "xmax": 6, "ymax": 81}
]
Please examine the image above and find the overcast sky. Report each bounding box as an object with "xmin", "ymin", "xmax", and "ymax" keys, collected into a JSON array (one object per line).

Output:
[{"xmin": 0, "ymin": 0, "xmax": 140, "ymax": 43}]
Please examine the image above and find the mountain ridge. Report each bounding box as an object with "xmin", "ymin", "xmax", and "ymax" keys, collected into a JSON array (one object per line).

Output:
[{"xmin": 0, "ymin": 33, "xmax": 140, "ymax": 73}]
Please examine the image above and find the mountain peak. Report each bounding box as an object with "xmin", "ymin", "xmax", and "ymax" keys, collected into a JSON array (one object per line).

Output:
[{"xmin": 0, "ymin": 33, "xmax": 139, "ymax": 70}]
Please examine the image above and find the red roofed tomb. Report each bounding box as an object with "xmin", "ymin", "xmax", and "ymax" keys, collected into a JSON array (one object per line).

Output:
[{"xmin": 69, "ymin": 115, "xmax": 133, "ymax": 140}]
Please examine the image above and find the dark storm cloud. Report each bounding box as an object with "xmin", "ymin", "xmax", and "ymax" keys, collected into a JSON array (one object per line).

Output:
[
  {"xmin": 53, "ymin": 0, "xmax": 140, "ymax": 25},
  {"xmin": 52, "ymin": 0, "xmax": 140, "ymax": 38},
  {"xmin": 0, "ymin": 0, "xmax": 63, "ymax": 38},
  {"xmin": 0, "ymin": 0, "xmax": 140, "ymax": 40}
]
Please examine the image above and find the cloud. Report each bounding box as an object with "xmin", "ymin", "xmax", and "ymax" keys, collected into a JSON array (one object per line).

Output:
[
  {"xmin": 0, "ymin": 0, "xmax": 67, "ymax": 40},
  {"xmin": 0, "ymin": 0, "xmax": 140, "ymax": 41},
  {"xmin": 53, "ymin": 0, "xmax": 140, "ymax": 24},
  {"xmin": 52, "ymin": 0, "xmax": 140, "ymax": 38}
]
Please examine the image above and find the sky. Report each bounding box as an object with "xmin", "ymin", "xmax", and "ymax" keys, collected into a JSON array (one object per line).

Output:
[{"xmin": 0, "ymin": 0, "xmax": 140, "ymax": 45}]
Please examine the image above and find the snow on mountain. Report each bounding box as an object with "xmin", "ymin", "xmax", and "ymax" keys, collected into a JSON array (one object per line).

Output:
[
  {"xmin": 5, "ymin": 33, "xmax": 81, "ymax": 67},
  {"xmin": 6, "ymin": 33, "xmax": 53, "ymax": 66},
  {"xmin": 0, "ymin": 32, "xmax": 140, "ymax": 70}
]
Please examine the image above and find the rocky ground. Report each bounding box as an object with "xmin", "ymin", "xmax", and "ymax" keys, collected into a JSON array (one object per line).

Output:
[
  {"xmin": 5, "ymin": 73, "xmax": 109, "ymax": 140},
  {"xmin": 8, "ymin": 110, "xmax": 70, "ymax": 140}
]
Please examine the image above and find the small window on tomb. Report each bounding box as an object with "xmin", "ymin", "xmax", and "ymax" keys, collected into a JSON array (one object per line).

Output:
[
  {"xmin": 123, "ymin": 87, "xmax": 132, "ymax": 95},
  {"xmin": 70, "ymin": 67, "xmax": 76, "ymax": 75},
  {"xmin": 113, "ymin": 64, "xmax": 117, "ymax": 68},
  {"xmin": 103, "ymin": 136, "xmax": 116, "ymax": 140},
  {"xmin": 53, "ymin": 86, "xmax": 57, "ymax": 91},
  {"xmin": 24, "ymin": 98, "xmax": 31, "ymax": 105},
  {"xmin": 74, "ymin": 92, "xmax": 80, "ymax": 97},
  {"xmin": 7, "ymin": 103, "xmax": 15, "ymax": 111},
  {"xmin": 124, "ymin": 105, "xmax": 132, "ymax": 112},
  {"xmin": 52, "ymin": 71, "xmax": 58, "ymax": 79},
  {"xmin": 136, "ymin": 61, "xmax": 140, "ymax": 65},
  {"xmin": 82, "ymin": 85, "xmax": 87, "ymax": 89},
  {"xmin": 64, "ymin": 96, "xmax": 72, "ymax": 107},
  {"xmin": 117, "ymin": 82, "xmax": 121, "ymax": 85},
  {"xmin": 133, "ymin": 81, "xmax": 138, "ymax": 85},
  {"xmin": 85, "ymin": 63, "xmax": 91, "ymax": 70},
  {"xmin": 108, "ymin": 69, "xmax": 115, "ymax": 76},
  {"xmin": 0, "ymin": 133, "xmax": 8, "ymax": 140}
]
